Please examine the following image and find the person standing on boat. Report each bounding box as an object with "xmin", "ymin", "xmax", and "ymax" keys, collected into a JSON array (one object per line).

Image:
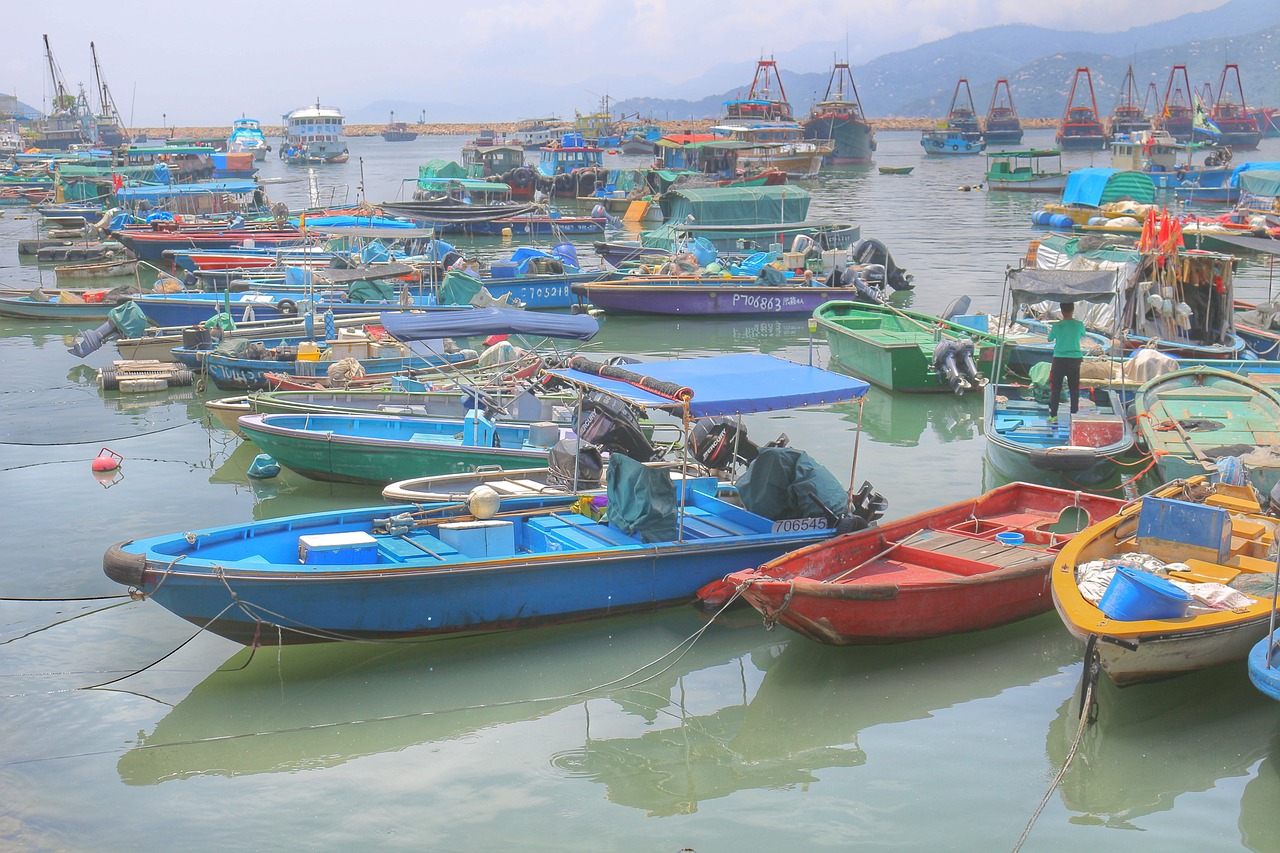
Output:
[{"xmin": 1046, "ymin": 302, "xmax": 1085, "ymax": 425}]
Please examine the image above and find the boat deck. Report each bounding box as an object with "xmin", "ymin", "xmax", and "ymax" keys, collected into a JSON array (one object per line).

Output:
[{"xmin": 851, "ymin": 515, "xmax": 1063, "ymax": 585}]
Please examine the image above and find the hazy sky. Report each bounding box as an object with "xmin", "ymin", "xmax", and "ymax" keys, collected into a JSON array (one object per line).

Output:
[{"xmin": 6, "ymin": 0, "xmax": 1227, "ymax": 125}]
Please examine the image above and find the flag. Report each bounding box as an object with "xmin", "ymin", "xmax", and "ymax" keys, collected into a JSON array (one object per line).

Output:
[
  {"xmin": 1192, "ymin": 94, "xmax": 1221, "ymax": 137},
  {"xmin": 1139, "ymin": 207, "xmax": 1157, "ymax": 253}
]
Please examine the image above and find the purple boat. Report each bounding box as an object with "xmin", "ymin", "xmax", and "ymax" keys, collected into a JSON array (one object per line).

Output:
[{"xmin": 571, "ymin": 277, "xmax": 855, "ymax": 316}]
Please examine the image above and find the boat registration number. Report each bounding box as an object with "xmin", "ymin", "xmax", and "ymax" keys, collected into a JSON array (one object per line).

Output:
[{"xmin": 770, "ymin": 517, "xmax": 831, "ymax": 533}]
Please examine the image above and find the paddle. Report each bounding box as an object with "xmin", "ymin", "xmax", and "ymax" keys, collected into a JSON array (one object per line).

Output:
[{"xmin": 828, "ymin": 530, "xmax": 930, "ymax": 582}]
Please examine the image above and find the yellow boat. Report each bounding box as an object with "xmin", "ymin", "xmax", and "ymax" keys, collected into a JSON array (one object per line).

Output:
[{"xmin": 1051, "ymin": 477, "xmax": 1278, "ymax": 686}]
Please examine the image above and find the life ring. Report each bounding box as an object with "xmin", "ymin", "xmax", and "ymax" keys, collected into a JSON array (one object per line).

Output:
[
  {"xmin": 951, "ymin": 143, "xmax": 959, "ymax": 151},
  {"xmin": 965, "ymin": 141, "xmax": 973, "ymax": 150},
  {"xmin": 276, "ymin": 298, "xmax": 298, "ymax": 317},
  {"xmin": 1175, "ymin": 168, "xmax": 1186, "ymax": 182}
]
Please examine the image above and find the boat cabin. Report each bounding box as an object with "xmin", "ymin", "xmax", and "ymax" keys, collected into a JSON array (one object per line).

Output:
[
  {"xmin": 461, "ymin": 144, "xmax": 525, "ymax": 179},
  {"xmin": 537, "ymin": 134, "xmax": 604, "ymax": 178}
]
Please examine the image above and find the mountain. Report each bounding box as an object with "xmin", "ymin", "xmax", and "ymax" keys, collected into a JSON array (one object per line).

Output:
[{"xmin": 613, "ymin": 0, "xmax": 1280, "ymax": 120}]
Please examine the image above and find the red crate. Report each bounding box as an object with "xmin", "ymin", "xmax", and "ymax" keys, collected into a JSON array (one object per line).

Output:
[{"xmin": 1069, "ymin": 415, "xmax": 1125, "ymax": 448}]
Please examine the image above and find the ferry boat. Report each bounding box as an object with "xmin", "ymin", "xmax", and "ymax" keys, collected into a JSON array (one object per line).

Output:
[
  {"xmin": 983, "ymin": 79, "xmax": 1023, "ymax": 145},
  {"xmin": 1056, "ymin": 67, "xmax": 1107, "ymax": 151},
  {"xmin": 227, "ymin": 117, "xmax": 270, "ymax": 161},
  {"xmin": 280, "ymin": 101, "xmax": 349, "ymax": 164},
  {"xmin": 802, "ymin": 62, "xmax": 875, "ymax": 164}
]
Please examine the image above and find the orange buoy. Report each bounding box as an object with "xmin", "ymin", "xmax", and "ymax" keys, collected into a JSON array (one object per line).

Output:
[{"xmin": 92, "ymin": 447, "xmax": 123, "ymax": 472}]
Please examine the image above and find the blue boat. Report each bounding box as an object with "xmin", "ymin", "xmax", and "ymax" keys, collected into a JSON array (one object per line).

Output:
[
  {"xmin": 1248, "ymin": 625, "xmax": 1280, "ymax": 701},
  {"xmin": 102, "ymin": 353, "xmax": 875, "ymax": 644},
  {"xmin": 983, "ymin": 381, "xmax": 1136, "ymax": 488},
  {"xmin": 921, "ymin": 131, "xmax": 985, "ymax": 156}
]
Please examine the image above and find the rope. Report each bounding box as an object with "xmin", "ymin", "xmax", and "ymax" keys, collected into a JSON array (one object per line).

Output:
[
  {"xmin": 1011, "ymin": 672, "xmax": 1097, "ymax": 852},
  {"xmin": 1059, "ymin": 454, "xmax": 1161, "ymax": 493},
  {"xmin": 0, "ymin": 420, "xmax": 196, "ymax": 446}
]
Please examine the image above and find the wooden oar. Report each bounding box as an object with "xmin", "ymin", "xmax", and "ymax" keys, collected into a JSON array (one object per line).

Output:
[{"xmin": 829, "ymin": 530, "xmax": 929, "ymax": 582}]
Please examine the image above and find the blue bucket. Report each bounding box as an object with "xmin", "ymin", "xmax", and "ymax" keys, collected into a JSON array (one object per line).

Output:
[
  {"xmin": 1098, "ymin": 566, "xmax": 1191, "ymax": 621},
  {"xmin": 995, "ymin": 532, "xmax": 1024, "ymax": 546}
]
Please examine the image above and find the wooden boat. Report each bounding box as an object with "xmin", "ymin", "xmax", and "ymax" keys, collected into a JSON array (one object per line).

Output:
[
  {"xmin": 984, "ymin": 149, "xmax": 1068, "ymax": 194},
  {"xmin": 702, "ymin": 483, "xmax": 1124, "ymax": 643},
  {"xmin": 0, "ymin": 286, "xmax": 142, "ymax": 321},
  {"xmin": 984, "ymin": 382, "xmax": 1136, "ymax": 488},
  {"xmin": 103, "ymin": 354, "xmax": 874, "ymax": 645},
  {"xmin": 1051, "ymin": 477, "xmax": 1279, "ymax": 686},
  {"xmin": 112, "ymin": 312, "xmax": 385, "ymax": 362},
  {"xmin": 53, "ymin": 258, "xmax": 138, "ymax": 282},
  {"xmin": 1134, "ymin": 367, "xmax": 1280, "ymax": 497},
  {"xmin": 877, "ymin": 166, "xmax": 913, "ymax": 175},
  {"xmin": 382, "ymin": 467, "xmax": 585, "ymax": 504},
  {"xmin": 814, "ymin": 301, "xmax": 1005, "ymax": 394}
]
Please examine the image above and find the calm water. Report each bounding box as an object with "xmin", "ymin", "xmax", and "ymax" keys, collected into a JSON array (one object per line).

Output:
[{"xmin": 1, "ymin": 130, "xmax": 1279, "ymax": 852}]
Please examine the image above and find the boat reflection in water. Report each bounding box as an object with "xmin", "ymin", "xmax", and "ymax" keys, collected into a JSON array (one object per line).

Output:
[
  {"xmin": 835, "ymin": 385, "xmax": 981, "ymax": 448},
  {"xmin": 118, "ymin": 610, "xmax": 1074, "ymax": 798},
  {"xmin": 1046, "ymin": 664, "xmax": 1276, "ymax": 838}
]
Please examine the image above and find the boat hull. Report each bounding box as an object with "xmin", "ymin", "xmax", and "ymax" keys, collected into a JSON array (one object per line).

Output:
[
  {"xmin": 571, "ymin": 280, "xmax": 849, "ymax": 316},
  {"xmin": 1248, "ymin": 631, "xmax": 1280, "ymax": 700},
  {"xmin": 802, "ymin": 116, "xmax": 875, "ymax": 164}
]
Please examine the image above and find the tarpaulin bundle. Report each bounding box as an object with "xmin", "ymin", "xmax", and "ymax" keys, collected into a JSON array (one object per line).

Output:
[{"xmin": 566, "ymin": 356, "xmax": 692, "ymax": 403}]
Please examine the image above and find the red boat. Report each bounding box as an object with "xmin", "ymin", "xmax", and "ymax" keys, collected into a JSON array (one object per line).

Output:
[
  {"xmin": 1056, "ymin": 67, "xmax": 1107, "ymax": 150},
  {"xmin": 699, "ymin": 483, "xmax": 1124, "ymax": 644}
]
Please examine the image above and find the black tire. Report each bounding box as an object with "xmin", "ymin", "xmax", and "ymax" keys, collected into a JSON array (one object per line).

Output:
[
  {"xmin": 277, "ymin": 298, "xmax": 298, "ymax": 317},
  {"xmin": 951, "ymin": 144, "xmax": 959, "ymax": 151},
  {"xmin": 168, "ymin": 369, "xmax": 194, "ymax": 387},
  {"xmin": 99, "ymin": 369, "xmax": 119, "ymax": 391}
]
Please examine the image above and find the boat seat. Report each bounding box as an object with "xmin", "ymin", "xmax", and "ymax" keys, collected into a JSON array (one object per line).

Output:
[
  {"xmin": 681, "ymin": 506, "xmax": 757, "ymax": 537},
  {"xmin": 1167, "ymin": 558, "xmax": 1241, "ymax": 585},
  {"xmin": 1226, "ymin": 554, "xmax": 1279, "ymax": 574},
  {"xmin": 378, "ymin": 534, "xmax": 460, "ymax": 562}
]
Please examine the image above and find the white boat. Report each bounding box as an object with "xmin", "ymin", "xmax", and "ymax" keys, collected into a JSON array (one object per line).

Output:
[
  {"xmin": 280, "ymin": 101, "xmax": 348, "ymax": 164},
  {"xmin": 227, "ymin": 117, "xmax": 271, "ymax": 161}
]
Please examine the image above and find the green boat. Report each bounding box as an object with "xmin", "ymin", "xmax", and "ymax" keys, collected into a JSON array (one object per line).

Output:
[
  {"xmin": 984, "ymin": 149, "xmax": 1068, "ymax": 194},
  {"xmin": 1135, "ymin": 366, "xmax": 1280, "ymax": 496},
  {"xmin": 814, "ymin": 301, "xmax": 1007, "ymax": 394}
]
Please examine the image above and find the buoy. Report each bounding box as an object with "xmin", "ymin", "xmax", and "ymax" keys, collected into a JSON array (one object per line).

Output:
[
  {"xmin": 467, "ymin": 485, "xmax": 501, "ymax": 519},
  {"xmin": 247, "ymin": 453, "xmax": 281, "ymax": 479},
  {"xmin": 91, "ymin": 447, "xmax": 123, "ymax": 472}
]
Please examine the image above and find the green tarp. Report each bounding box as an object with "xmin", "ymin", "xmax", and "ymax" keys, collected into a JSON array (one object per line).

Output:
[
  {"xmin": 658, "ymin": 185, "xmax": 811, "ymax": 226},
  {"xmin": 736, "ymin": 446, "xmax": 848, "ymax": 522},
  {"xmin": 1239, "ymin": 170, "xmax": 1280, "ymax": 200},
  {"xmin": 417, "ymin": 160, "xmax": 467, "ymax": 181},
  {"xmin": 605, "ymin": 454, "xmax": 678, "ymax": 543},
  {"xmin": 438, "ymin": 270, "xmax": 484, "ymax": 306}
]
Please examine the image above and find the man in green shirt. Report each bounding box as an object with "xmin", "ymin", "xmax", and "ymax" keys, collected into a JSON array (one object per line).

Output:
[{"xmin": 1046, "ymin": 302, "xmax": 1086, "ymax": 424}]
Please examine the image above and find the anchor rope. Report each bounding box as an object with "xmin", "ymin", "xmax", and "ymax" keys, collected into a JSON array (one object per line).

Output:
[{"xmin": 0, "ymin": 420, "xmax": 196, "ymax": 446}]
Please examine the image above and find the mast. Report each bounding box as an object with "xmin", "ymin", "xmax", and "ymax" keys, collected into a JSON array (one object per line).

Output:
[
  {"xmin": 42, "ymin": 34, "xmax": 73, "ymax": 112},
  {"xmin": 949, "ymin": 79, "xmax": 977, "ymax": 117},
  {"xmin": 92, "ymin": 41, "xmax": 105, "ymax": 115}
]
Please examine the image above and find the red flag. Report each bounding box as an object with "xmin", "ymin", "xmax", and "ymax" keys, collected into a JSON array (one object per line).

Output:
[
  {"xmin": 1156, "ymin": 209, "xmax": 1171, "ymax": 251},
  {"xmin": 1138, "ymin": 208, "xmax": 1156, "ymax": 252}
]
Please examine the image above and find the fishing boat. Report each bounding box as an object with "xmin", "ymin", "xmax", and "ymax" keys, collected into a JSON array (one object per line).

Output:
[
  {"xmin": 1133, "ymin": 366, "xmax": 1280, "ymax": 498},
  {"xmin": 1051, "ymin": 477, "xmax": 1280, "ymax": 686},
  {"xmin": 714, "ymin": 58, "xmax": 831, "ymax": 178},
  {"xmin": 571, "ymin": 274, "xmax": 849, "ymax": 316},
  {"xmin": 618, "ymin": 124, "xmax": 660, "ymax": 155},
  {"xmin": 984, "ymin": 382, "xmax": 1136, "ymax": 488},
  {"xmin": 1157, "ymin": 65, "xmax": 1197, "ymax": 142},
  {"xmin": 703, "ymin": 483, "xmax": 1124, "ymax": 641},
  {"xmin": 102, "ymin": 353, "xmax": 877, "ymax": 644},
  {"xmin": 280, "ymin": 101, "xmax": 349, "ymax": 164},
  {"xmin": 380, "ymin": 111, "xmax": 418, "ymax": 143},
  {"xmin": 1108, "ymin": 65, "xmax": 1152, "ymax": 139},
  {"xmin": 984, "ymin": 149, "xmax": 1068, "ymax": 194},
  {"xmin": 802, "ymin": 62, "xmax": 875, "ymax": 164},
  {"xmin": 0, "ymin": 285, "xmax": 143, "ymax": 321},
  {"xmin": 940, "ymin": 79, "xmax": 984, "ymax": 143},
  {"xmin": 53, "ymin": 257, "xmax": 139, "ymax": 282},
  {"xmin": 877, "ymin": 166, "xmax": 913, "ymax": 175},
  {"xmin": 226, "ymin": 117, "xmax": 270, "ymax": 161},
  {"xmin": 1209, "ymin": 64, "xmax": 1262, "ymax": 151},
  {"xmin": 1056, "ymin": 68, "xmax": 1107, "ymax": 151},
  {"xmin": 814, "ymin": 301, "xmax": 1005, "ymax": 395},
  {"xmin": 983, "ymin": 79, "xmax": 1023, "ymax": 145}
]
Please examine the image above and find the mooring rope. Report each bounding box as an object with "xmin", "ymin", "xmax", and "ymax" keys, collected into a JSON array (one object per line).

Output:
[
  {"xmin": 0, "ymin": 419, "xmax": 197, "ymax": 446},
  {"xmin": 1011, "ymin": 659, "xmax": 1098, "ymax": 852}
]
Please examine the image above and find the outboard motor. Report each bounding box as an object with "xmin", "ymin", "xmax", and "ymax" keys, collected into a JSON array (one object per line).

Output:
[
  {"xmin": 68, "ymin": 300, "xmax": 150, "ymax": 358},
  {"xmin": 689, "ymin": 417, "xmax": 762, "ymax": 471},
  {"xmin": 838, "ymin": 481, "xmax": 890, "ymax": 534},
  {"xmin": 838, "ymin": 266, "xmax": 886, "ymax": 305},
  {"xmin": 851, "ymin": 238, "xmax": 914, "ymax": 290},
  {"xmin": 932, "ymin": 336, "xmax": 986, "ymax": 395},
  {"xmin": 547, "ymin": 438, "xmax": 606, "ymax": 489},
  {"xmin": 576, "ymin": 391, "xmax": 659, "ymax": 461}
]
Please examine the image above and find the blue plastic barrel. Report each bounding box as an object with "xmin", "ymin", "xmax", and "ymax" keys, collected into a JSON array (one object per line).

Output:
[
  {"xmin": 1097, "ymin": 566, "xmax": 1191, "ymax": 621},
  {"xmin": 1049, "ymin": 213, "xmax": 1074, "ymax": 230}
]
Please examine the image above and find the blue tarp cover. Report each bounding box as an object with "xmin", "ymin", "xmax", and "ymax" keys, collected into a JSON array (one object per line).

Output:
[
  {"xmin": 1230, "ymin": 162, "xmax": 1280, "ymax": 187},
  {"xmin": 380, "ymin": 307, "xmax": 599, "ymax": 342},
  {"xmin": 546, "ymin": 353, "xmax": 869, "ymax": 417},
  {"xmin": 1061, "ymin": 169, "xmax": 1116, "ymax": 206}
]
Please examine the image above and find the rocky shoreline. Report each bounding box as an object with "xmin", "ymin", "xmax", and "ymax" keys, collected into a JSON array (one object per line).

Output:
[{"xmin": 139, "ymin": 117, "xmax": 1061, "ymax": 140}]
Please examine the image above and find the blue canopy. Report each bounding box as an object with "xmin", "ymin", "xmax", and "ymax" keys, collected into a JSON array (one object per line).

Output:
[
  {"xmin": 116, "ymin": 179, "xmax": 260, "ymax": 201},
  {"xmin": 1060, "ymin": 168, "xmax": 1154, "ymax": 206},
  {"xmin": 379, "ymin": 307, "xmax": 599, "ymax": 342},
  {"xmin": 546, "ymin": 353, "xmax": 869, "ymax": 417}
]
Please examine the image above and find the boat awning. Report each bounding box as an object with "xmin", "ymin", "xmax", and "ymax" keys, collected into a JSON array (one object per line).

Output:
[
  {"xmin": 1007, "ymin": 268, "xmax": 1118, "ymax": 305},
  {"xmin": 380, "ymin": 307, "xmax": 599, "ymax": 342},
  {"xmin": 1207, "ymin": 233, "xmax": 1280, "ymax": 257},
  {"xmin": 545, "ymin": 353, "xmax": 869, "ymax": 417},
  {"xmin": 115, "ymin": 179, "xmax": 260, "ymax": 201},
  {"xmin": 1236, "ymin": 169, "xmax": 1280, "ymax": 197},
  {"xmin": 307, "ymin": 263, "xmax": 417, "ymax": 285},
  {"xmin": 1061, "ymin": 168, "xmax": 1155, "ymax": 206}
]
